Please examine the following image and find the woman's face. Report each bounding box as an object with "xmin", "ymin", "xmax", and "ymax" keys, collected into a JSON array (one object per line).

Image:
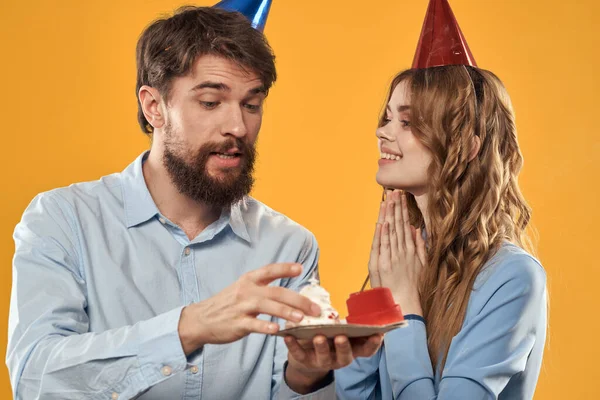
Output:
[{"xmin": 376, "ymin": 80, "xmax": 432, "ymax": 196}]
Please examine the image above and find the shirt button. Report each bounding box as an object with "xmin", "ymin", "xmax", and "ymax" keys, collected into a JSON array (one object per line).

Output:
[
  {"xmin": 159, "ymin": 217, "xmax": 166, "ymax": 224},
  {"xmin": 111, "ymin": 393, "xmax": 119, "ymax": 400},
  {"xmin": 190, "ymin": 365, "xmax": 199, "ymax": 374},
  {"xmin": 161, "ymin": 366, "xmax": 172, "ymax": 376},
  {"xmin": 184, "ymin": 247, "xmax": 191, "ymax": 256}
]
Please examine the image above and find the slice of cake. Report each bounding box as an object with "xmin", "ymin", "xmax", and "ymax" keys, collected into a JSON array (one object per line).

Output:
[{"xmin": 297, "ymin": 273, "xmax": 343, "ymax": 326}]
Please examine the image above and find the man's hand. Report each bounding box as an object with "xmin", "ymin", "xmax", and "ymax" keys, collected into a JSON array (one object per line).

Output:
[
  {"xmin": 283, "ymin": 334, "xmax": 383, "ymax": 394},
  {"xmin": 178, "ymin": 263, "xmax": 321, "ymax": 355}
]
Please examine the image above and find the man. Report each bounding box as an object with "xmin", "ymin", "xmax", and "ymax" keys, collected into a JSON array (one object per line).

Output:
[{"xmin": 6, "ymin": 5, "xmax": 381, "ymax": 400}]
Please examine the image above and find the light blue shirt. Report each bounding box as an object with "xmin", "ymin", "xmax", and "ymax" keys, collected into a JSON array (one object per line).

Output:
[
  {"xmin": 7, "ymin": 152, "xmax": 334, "ymax": 400},
  {"xmin": 335, "ymin": 243, "xmax": 547, "ymax": 400}
]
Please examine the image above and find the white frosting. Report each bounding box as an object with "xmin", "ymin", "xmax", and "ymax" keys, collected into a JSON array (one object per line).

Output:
[{"xmin": 298, "ymin": 274, "xmax": 343, "ymax": 326}]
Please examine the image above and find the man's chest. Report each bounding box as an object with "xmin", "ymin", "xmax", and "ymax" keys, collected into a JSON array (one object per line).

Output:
[{"xmin": 79, "ymin": 224, "xmax": 295, "ymax": 331}]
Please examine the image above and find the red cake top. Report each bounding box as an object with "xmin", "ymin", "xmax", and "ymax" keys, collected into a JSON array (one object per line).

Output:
[{"xmin": 346, "ymin": 287, "xmax": 404, "ymax": 326}]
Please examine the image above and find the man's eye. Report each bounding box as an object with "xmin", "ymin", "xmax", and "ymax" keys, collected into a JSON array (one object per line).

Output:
[
  {"xmin": 200, "ymin": 101, "xmax": 219, "ymax": 109},
  {"xmin": 244, "ymin": 103, "xmax": 261, "ymax": 112}
]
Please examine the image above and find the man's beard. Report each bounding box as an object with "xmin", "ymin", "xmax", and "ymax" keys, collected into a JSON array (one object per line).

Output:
[{"xmin": 162, "ymin": 123, "xmax": 256, "ymax": 209}]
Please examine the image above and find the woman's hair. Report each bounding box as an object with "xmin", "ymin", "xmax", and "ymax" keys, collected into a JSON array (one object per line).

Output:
[{"xmin": 379, "ymin": 65, "xmax": 533, "ymax": 372}]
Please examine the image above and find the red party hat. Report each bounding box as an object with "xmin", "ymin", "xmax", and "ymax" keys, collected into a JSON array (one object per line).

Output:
[{"xmin": 412, "ymin": 0, "xmax": 477, "ymax": 69}]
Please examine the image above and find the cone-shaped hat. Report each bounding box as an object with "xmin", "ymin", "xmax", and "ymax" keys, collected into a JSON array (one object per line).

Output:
[
  {"xmin": 213, "ymin": 0, "xmax": 273, "ymax": 32},
  {"xmin": 412, "ymin": 0, "xmax": 477, "ymax": 69}
]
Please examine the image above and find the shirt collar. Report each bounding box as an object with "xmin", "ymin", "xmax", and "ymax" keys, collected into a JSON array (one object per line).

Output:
[
  {"xmin": 121, "ymin": 152, "xmax": 159, "ymax": 228},
  {"xmin": 229, "ymin": 198, "xmax": 252, "ymax": 243},
  {"xmin": 120, "ymin": 151, "xmax": 252, "ymax": 243}
]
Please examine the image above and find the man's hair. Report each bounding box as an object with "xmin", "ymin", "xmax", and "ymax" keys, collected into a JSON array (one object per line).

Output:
[{"xmin": 135, "ymin": 6, "xmax": 277, "ymax": 134}]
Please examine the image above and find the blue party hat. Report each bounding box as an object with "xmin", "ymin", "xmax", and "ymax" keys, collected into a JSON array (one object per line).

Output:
[{"xmin": 213, "ymin": 0, "xmax": 273, "ymax": 32}]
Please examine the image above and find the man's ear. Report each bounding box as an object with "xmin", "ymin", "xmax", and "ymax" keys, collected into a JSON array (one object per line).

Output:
[{"xmin": 138, "ymin": 85, "xmax": 165, "ymax": 130}]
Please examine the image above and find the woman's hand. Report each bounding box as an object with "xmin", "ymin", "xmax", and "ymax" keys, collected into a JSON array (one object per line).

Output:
[{"xmin": 368, "ymin": 190, "xmax": 426, "ymax": 316}]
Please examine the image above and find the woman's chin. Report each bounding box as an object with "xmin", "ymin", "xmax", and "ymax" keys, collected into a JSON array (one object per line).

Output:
[{"xmin": 376, "ymin": 174, "xmax": 404, "ymax": 190}]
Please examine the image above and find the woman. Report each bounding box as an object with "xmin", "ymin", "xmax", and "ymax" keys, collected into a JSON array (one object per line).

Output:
[
  {"xmin": 333, "ymin": 62, "xmax": 547, "ymax": 399},
  {"xmin": 334, "ymin": 0, "xmax": 548, "ymax": 397}
]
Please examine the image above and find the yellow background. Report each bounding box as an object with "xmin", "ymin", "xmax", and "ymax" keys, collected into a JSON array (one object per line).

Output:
[{"xmin": 1, "ymin": 0, "xmax": 598, "ymax": 398}]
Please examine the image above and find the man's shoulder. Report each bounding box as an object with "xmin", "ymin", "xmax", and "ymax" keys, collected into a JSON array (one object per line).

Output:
[
  {"xmin": 36, "ymin": 172, "xmax": 122, "ymax": 207},
  {"xmin": 22, "ymin": 171, "xmax": 125, "ymax": 224},
  {"xmin": 241, "ymin": 197, "xmax": 320, "ymax": 275},
  {"xmin": 240, "ymin": 196, "xmax": 316, "ymax": 242},
  {"xmin": 15, "ymin": 171, "xmax": 127, "ymax": 244}
]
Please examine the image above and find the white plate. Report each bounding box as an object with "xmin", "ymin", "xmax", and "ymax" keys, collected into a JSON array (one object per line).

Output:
[{"xmin": 274, "ymin": 321, "xmax": 408, "ymax": 340}]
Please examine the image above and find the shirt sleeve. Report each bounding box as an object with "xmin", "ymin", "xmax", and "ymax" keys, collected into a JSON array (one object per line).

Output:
[
  {"xmin": 272, "ymin": 232, "xmax": 336, "ymax": 399},
  {"xmin": 7, "ymin": 192, "xmax": 190, "ymax": 400},
  {"xmin": 382, "ymin": 254, "xmax": 547, "ymax": 399},
  {"xmin": 334, "ymin": 347, "xmax": 382, "ymax": 400}
]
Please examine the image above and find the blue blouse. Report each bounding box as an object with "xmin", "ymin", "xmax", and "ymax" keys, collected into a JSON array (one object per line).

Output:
[{"xmin": 335, "ymin": 243, "xmax": 547, "ymax": 399}]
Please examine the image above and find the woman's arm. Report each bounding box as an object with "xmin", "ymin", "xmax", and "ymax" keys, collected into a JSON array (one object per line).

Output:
[{"xmin": 384, "ymin": 253, "xmax": 547, "ymax": 399}]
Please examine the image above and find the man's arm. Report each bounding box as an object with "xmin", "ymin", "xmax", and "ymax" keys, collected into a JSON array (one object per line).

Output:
[
  {"xmin": 7, "ymin": 193, "xmax": 190, "ymax": 400},
  {"xmin": 8, "ymin": 192, "xmax": 321, "ymax": 400},
  {"xmin": 272, "ymin": 232, "xmax": 335, "ymax": 399}
]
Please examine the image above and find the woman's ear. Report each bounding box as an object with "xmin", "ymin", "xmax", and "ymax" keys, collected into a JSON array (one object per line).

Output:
[{"xmin": 468, "ymin": 135, "xmax": 481, "ymax": 162}]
